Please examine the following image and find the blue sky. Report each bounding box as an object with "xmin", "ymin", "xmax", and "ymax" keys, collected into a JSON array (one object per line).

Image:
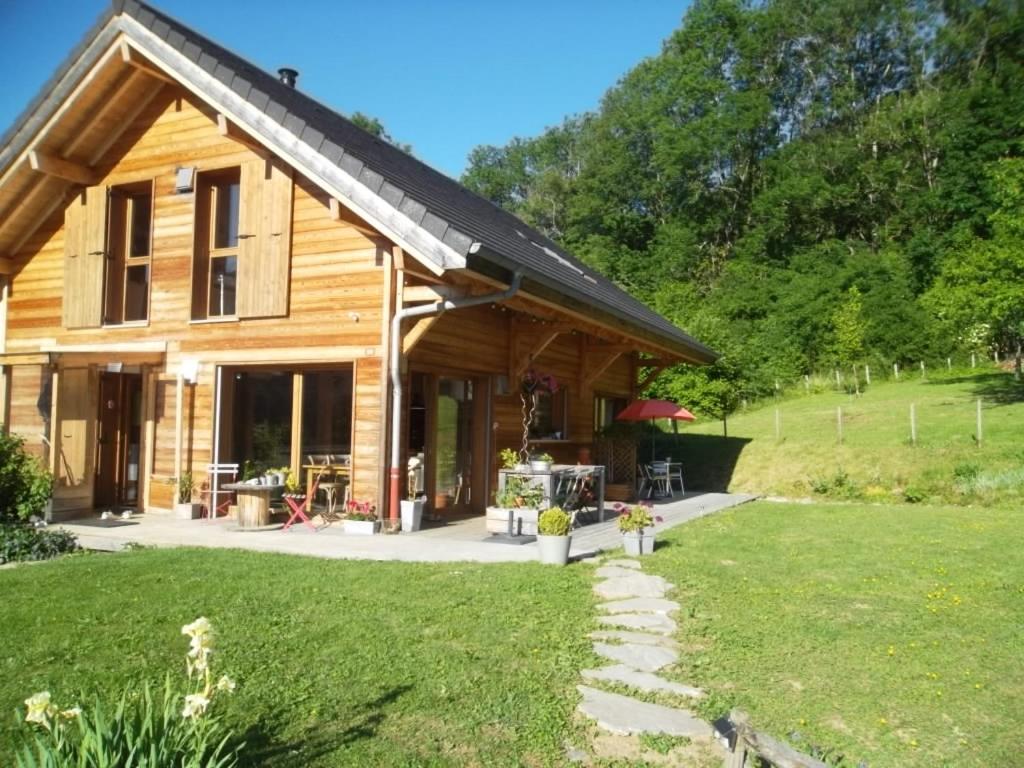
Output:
[{"xmin": 0, "ymin": 0, "xmax": 690, "ymax": 178}]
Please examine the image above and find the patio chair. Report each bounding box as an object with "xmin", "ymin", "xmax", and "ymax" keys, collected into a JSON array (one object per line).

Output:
[
  {"xmin": 649, "ymin": 461, "xmax": 673, "ymax": 499},
  {"xmin": 668, "ymin": 462, "xmax": 685, "ymax": 494},
  {"xmin": 636, "ymin": 463, "xmax": 652, "ymax": 499},
  {"xmin": 199, "ymin": 463, "xmax": 239, "ymax": 519},
  {"xmin": 283, "ymin": 473, "xmax": 321, "ymax": 532}
]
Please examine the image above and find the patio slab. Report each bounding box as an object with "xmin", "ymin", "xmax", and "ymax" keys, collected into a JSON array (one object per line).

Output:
[{"xmin": 57, "ymin": 492, "xmax": 755, "ymax": 564}]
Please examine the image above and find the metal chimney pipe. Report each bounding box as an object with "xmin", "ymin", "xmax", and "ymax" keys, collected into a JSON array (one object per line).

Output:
[{"xmin": 277, "ymin": 67, "xmax": 299, "ymax": 88}]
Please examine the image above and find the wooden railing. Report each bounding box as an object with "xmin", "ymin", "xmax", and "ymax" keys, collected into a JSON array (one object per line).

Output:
[{"xmin": 718, "ymin": 710, "xmax": 830, "ymax": 768}]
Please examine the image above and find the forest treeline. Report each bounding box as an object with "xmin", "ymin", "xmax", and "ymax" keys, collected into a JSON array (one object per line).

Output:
[{"xmin": 459, "ymin": 0, "xmax": 1024, "ymax": 417}]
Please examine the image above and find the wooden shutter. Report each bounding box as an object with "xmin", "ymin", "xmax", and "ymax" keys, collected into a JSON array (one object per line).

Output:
[
  {"xmin": 236, "ymin": 157, "xmax": 293, "ymax": 318},
  {"xmin": 62, "ymin": 186, "xmax": 108, "ymax": 328}
]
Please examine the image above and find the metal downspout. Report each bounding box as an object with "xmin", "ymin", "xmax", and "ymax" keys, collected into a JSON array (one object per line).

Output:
[{"xmin": 388, "ymin": 271, "xmax": 523, "ymax": 524}]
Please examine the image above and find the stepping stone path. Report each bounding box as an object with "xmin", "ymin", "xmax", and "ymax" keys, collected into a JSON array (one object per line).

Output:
[{"xmin": 570, "ymin": 556, "xmax": 723, "ymax": 764}]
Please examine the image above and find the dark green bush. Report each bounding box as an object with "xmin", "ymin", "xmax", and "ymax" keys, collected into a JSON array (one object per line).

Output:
[
  {"xmin": 0, "ymin": 433, "xmax": 53, "ymax": 522},
  {"xmin": 0, "ymin": 525, "xmax": 78, "ymax": 564}
]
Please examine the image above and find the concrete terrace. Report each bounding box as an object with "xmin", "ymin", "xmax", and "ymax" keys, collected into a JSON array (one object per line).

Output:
[{"xmin": 58, "ymin": 493, "xmax": 756, "ymax": 564}]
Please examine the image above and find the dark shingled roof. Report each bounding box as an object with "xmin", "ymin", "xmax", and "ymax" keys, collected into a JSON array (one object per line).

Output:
[{"xmin": 1, "ymin": 0, "xmax": 716, "ymax": 362}]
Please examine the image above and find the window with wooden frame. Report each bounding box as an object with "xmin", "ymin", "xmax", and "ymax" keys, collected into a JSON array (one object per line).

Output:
[
  {"xmin": 594, "ymin": 394, "xmax": 628, "ymax": 431},
  {"xmin": 104, "ymin": 182, "xmax": 153, "ymax": 324},
  {"xmin": 191, "ymin": 158, "xmax": 293, "ymax": 321},
  {"xmin": 529, "ymin": 389, "xmax": 568, "ymax": 440},
  {"xmin": 193, "ymin": 167, "xmax": 241, "ymax": 319}
]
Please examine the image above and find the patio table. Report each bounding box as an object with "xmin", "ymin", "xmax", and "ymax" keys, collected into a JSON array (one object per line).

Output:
[
  {"xmin": 302, "ymin": 463, "xmax": 351, "ymax": 511},
  {"xmin": 223, "ymin": 483, "xmax": 282, "ymax": 528}
]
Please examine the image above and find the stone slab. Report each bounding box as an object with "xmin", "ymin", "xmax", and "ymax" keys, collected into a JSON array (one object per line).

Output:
[
  {"xmin": 576, "ymin": 685, "xmax": 712, "ymax": 737},
  {"xmin": 600, "ymin": 597, "xmax": 679, "ymax": 615},
  {"xmin": 602, "ymin": 559, "xmax": 641, "ymax": 569},
  {"xmin": 593, "ymin": 574, "xmax": 671, "ymax": 600},
  {"xmin": 581, "ymin": 664, "xmax": 703, "ymax": 698},
  {"xmin": 589, "ymin": 630, "xmax": 679, "ymax": 649},
  {"xmin": 597, "ymin": 612, "xmax": 677, "ymax": 635},
  {"xmin": 593, "ymin": 641, "xmax": 678, "ymax": 671}
]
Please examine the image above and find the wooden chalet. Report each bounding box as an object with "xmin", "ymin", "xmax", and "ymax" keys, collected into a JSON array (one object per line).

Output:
[{"xmin": 0, "ymin": 1, "xmax": 715, "ymax": 524}]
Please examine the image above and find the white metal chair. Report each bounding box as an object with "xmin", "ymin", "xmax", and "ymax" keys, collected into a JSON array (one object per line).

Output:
[
  {"xmin": 201, "ymin": 463, "xmax": 239, "ymax": 519},
  {"xmin": 636, "ymin": 464, "xmax": 652, "ymax": 499},
  {"xmin": 649, "ymin": 461, "xmax": 673, "ymax": 499},
  {"xmin": 667, "ymin": 461, "xmax": 685, "ymax": 494}
]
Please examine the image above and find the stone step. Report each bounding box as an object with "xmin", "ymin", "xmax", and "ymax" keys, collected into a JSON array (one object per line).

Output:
[
  {"xmin": 599, "ymin": 597, "xmax": 679, "ymax": 615},
  {"xmin": 595, "ymin": 564, "xmax": 646, "ymax": 579},
  {"xmin": 576, "ymin": 685, "xmax": 712, "ymax": 738},
  {"xmin": 597, "ymin": 612, "xmax": 677, "ymax": 635},
  {"xmin": 589, "ymin": 630, "xmax": 679, "ymax": 649},
  {"xmin": 593, "ymin": 641, "xmax": 678, "ymax": 671},
  {"xmin": 581, "ymin": 664, "xmax": 703, "ymax": 698},
  {"xmin": 594, "ymin": 574, "xmax": 672, "ymax": 600}
]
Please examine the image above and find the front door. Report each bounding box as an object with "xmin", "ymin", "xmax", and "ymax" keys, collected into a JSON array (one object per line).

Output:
[{"xmin": 95, "ymin": 372, "xmax": 143, "ymax": 509}]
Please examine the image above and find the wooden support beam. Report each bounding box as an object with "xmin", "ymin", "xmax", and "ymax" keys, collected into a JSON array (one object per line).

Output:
[
  {"xmin": 402, "ymin": 315, "xmax": 441, "ymax": 355},
  {"xmin": 28, "ymin": 150, "xmax": 98, "ymax": 186},
  {"xmin": 637, "ymin": 363, "xmax": 668, "ymax": 393},
  {"xmin": 583, "ymin": 348, "xmax": 626, "ymax": 390},
  {"xmin": 511, "ymin": 321, "xmax": 573, "ymax": 377},
  {"xmin": 0, "ymin": 258, "xmax": 13, "ymax": 276},
  {"xmin": 217, "ymin": 113, "xmax": 268, "ymax": 155},
  {"xmin": 328, "ymin": 197, "xmax": 341, "ymax": 221},
  {"xmin": 120, "ymin": 40, "xmax": 177, "ymax": 84}
]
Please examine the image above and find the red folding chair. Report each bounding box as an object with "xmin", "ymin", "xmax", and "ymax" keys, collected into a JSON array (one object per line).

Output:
[{"xmin": 283, "ymin": 472, "xmax": 320, "ymax": 532}]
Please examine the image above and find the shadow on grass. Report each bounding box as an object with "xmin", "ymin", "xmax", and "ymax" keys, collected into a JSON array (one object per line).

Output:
[
  {"xmin": 241, "ymin": 684, "xmax": 413, "ymax": 767},
  {"xmin": 924, "ymin": 371, "xmax": 1024, "ymax": 406}
]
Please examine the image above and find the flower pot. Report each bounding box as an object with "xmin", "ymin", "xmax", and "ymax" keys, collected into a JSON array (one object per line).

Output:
[
  {"xmin": 343, "ymin": 518, "xmax": 379, "ymax": 535},
  {"xmin": 530, "ymin": 460, "xmax": 552, "ymax": 472},
  {"xmin": 537, "ymin": 534, "xmax": 572, "ymax": 565},
  {"xmin": 175, "ymin": 502, "xmax": 202, "ymax": 520},
  {"xmin": 622, "ymin": 530, "xmax": 655, "ymax": 556},
  {"xmin": 400, "ymin": 498, "xmax": 425, "ymax": 532}
]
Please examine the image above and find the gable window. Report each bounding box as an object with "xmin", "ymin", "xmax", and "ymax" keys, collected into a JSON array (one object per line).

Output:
[
  {"xmin": 193, "ymin": 168, "xmax": 241, "ymax": 319},
  {"xmin": 103, "ymin": 182, "xmax": 153, "ymax": 324}
]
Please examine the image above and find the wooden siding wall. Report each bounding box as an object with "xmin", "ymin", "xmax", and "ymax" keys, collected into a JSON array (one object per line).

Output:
[
  {"xmin": 409, "ymin": 305, "xmax": 634, "ymax": 500},
  {"xmin": 5, "ymin": 87, "xmax": 389, "ymax": 509}
]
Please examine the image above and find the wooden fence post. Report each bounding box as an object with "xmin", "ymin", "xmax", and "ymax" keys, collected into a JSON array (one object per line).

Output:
[
  {"xmin": 865, "ymin": 364, "xmax": 871, "ymax": 385},
  {"xmin": 834, "ymin": 368, "xmax": 841, "ymax": 388},
  {"xmin": 971, "ymin": 352, "xmax": 976, "ymax": 368},
  {"xmin": 947, "ymin": 357, "xmax": 952, "ymax": 371},
  {"xmin": 893, "ymin": 362, "xmax": 899, "ymax": 381},
  {"xmin": 976, "ymin": 399, "xmax": 983, "ymax": 447},
  {"xmin": 804, "ymin": 374, "xmax": 810, "ymax": 393},
  {"xmin": 920, "ymin": 360, "xmax": 926, "ymax": 379},
  {"xmin": 910, "ymin": 403, "xmax": 917, "ymax": 446}
]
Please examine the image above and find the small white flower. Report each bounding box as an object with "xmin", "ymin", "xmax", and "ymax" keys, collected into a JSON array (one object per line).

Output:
[
  {"xmin": 216, "ymin": 675, "xmax": 236, "ymax": 693},
  {"xmin": 181, "ymin": 617, "xmax": 212, "ymax": 639},
  {"xmin": 59, "ymin": 707, "xmax": 82, "ymax": 720},
  {"xmin": 181, "ymin": 693, "xmax": 210, "ymax": 719},
  {"xmin": 24, "ymin": 692, "xmax": 56, "ymax": 729}
]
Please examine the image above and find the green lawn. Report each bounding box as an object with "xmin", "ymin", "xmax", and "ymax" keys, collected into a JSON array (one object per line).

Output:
[
  {"xmin": 670, "ymin": 369, "xmax": 1024, "ymax": 506},
  {"xmin": 0, "ymin": 549, "xmax": 596, "ymax": 767},
  {"xmin": 644, "ymin": 500, "xmax": 1024, "ymax": 768}
]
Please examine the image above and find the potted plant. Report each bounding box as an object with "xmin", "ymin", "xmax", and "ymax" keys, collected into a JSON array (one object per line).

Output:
[
  {"xmin": 343, "ymin": 499, "xmax": 379, "ymax": 535},
  {"xmin": 499, "ymin": 447, "xmax": 529, "ymax": 472},
  {"xmin": 173, "ymin": 472, "xmax": 201, "ymax": 519},
  {"xmin": 486, "ymin": 475, "xmax": 546, "ymax": 535},
  {"xmin": 400, "ymin": 487, "xmax": 425, "ymax": 533},
  {"xmin": 529, "ymin": 451, "xmax": 554, "ymax": 472},
  {"xmin": 615, "ymin": 501, "xmax": 663, "ymax": 556},
  {"xmin": 537, "ymin": 506, "xmax": 572, "ymax": 565}
]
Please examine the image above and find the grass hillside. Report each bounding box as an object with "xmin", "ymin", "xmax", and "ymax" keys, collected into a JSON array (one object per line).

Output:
[{"xmin": 665, "ymin": 368, "xmax": 1023, "ymax": 506}]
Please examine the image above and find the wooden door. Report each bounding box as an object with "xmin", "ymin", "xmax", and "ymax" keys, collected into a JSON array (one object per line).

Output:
[
  {"xmin": 94, "ymin": 373, "xmax": 143, "ymax": 509},
  {"xmin": 426, "ymin": 374, "xmax": 488, "ymax": 516}
]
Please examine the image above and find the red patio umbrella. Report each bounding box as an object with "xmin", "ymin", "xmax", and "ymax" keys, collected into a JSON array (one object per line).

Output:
[{"xmin": 616, "ymin": 399, "xmax": 695, "ymax": 460}]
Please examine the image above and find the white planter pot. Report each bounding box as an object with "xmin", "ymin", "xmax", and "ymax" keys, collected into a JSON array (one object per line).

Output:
[
  {"xmin": 400, "ymin": 499, "xmax": 425, "ymax": 532},
  {"xmin": 530, "ymin": 460, "xmax": 552, "ymax": 472},
  {"xmin": 622, "ymin": 530, "xmax": 655, "ymax": 556},
  {"xmin": 343, "ymin": 519, "xmax": 379, "ymax": 536},
  {"xmin": 537, "ymin": 534, "xmax": 572, "ymax": 565},
  {"xmin": 175, "ymin": 502, "xmax": 202, "ymax": 520}
]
